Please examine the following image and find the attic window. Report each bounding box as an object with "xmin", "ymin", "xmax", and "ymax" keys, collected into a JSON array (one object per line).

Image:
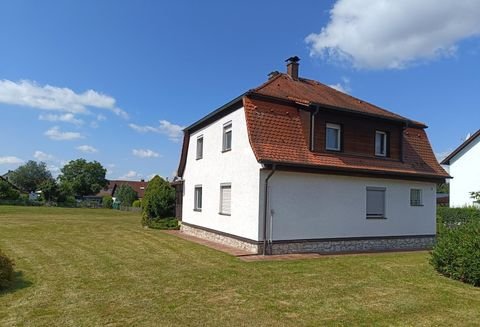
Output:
[
  {"xmin": 326, "ymin": 123, "xmax": 341, "ymax": 151},
  {"xmin": 375, "ymin": 131, "xmax": 387, "ymax": 157}
]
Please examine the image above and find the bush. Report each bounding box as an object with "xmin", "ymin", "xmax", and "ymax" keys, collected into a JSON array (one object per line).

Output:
[
  {"xmin": 141, "ymin": 175, "xmax": 175, "ymax": 226},
  {"xmin": 0, "ymin": 179, "xmax": 20, "ymax": 200},
  {"xmin": 145, "ymin": 217, "xmax": 180, "ymax": 230},
  {"xmin": 115, "ymin": 185, "xmax": 138, "ymax": 207},
  {"xmin": 132, "ymin": 199, "xmax": 142, "ymax": 208},
  {"xmin": 437, "ymin": 207, "xmax": 480, "ymax": 226},
  {"xmin": 102, "ymin": 196, "xmax": 113, "ymax": 209},
  {"xmin": 431, "ymin": 219, "xmax": 480, "ymax": 286},
  {"xmin": 0, "ymin": 249, "xmax": 15, "ymax": 290}
]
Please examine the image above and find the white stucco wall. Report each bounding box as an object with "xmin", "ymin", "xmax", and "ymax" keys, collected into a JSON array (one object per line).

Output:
[
  {"xmin": 449, "ymin": 136, "xmax": 480, "ymax": 207},
  {"xmin": 181, "ymin": 107, "xmax": 262, "ymax": 240},
  {"xmin": 262, "ymin": 171, "xmax": 436, "ymax": 241}
]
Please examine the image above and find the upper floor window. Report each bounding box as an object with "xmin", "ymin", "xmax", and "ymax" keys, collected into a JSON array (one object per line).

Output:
[
  {"xmin": 326, "ymin": 123, "xmax": 341, "ymax": 151},
  {"xmin": 222, "ymin": 122, "xmax": 232, "ymax": 152},
  {"xmin": 375, "ymin": 131, "xmax": 387, "ymax": 157},
  {"xmin": 410, "ymin": 189, "xmax": 423, "ymax": 206},
  {"xmin": 196, "ymin": 136, "xmax": 203, "ymax": 159}
]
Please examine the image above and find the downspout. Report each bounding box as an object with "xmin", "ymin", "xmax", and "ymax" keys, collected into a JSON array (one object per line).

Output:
[
  {"xmin": 262, "ymin": 164, "xmax": 276, "ymax": 255},
  {"xmin": 310, "ymin": 105, "xmax": 320, "ymax": 151}
]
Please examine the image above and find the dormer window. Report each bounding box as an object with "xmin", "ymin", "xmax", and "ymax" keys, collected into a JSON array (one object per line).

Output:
[
  {"xmin": 326, "ymin": 123, "xmax": 341, "ymax": 151},
  {"xmin": 375, "ymin": 131, "xmax": 387, "ymax": 157},
  {"xmin": 196, "ymin": 135, "xmax": 203, "ymax": 159}
]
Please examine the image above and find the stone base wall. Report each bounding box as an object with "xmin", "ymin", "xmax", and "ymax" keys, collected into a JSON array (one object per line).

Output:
[
  {"xmin": 269, "ymin": 236, "xmax": 435, "ymax": 255},
  {"xmin": 181, "ymin": 223, "xmax": 434, "ymax": 255},
  {"xmin": 181, "ymin": 224, "xmax": 259, "ymax": 253}
]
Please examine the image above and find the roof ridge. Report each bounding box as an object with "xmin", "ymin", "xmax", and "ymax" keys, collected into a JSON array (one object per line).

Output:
[{"xmin": 441, "ymin": 129, "xmax": 480, "ymax": 164}]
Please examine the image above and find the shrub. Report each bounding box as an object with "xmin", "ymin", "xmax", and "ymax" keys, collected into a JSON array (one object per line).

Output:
[
  {"xmin": 145, "ymin": 217, "xmax": 180, "ymax": 230},
  {"xmin": 431, "ymin": 219, "xmax": 480, "ymax": 286},
  {"xmin": 0, "ymin": 249, "xmax": 15, "ymax": 290},
  {"xmin": 141, "ymin": 176, "xmax": 175, "ymax": 226},
  {"xmin": 437, "ymin": 207, "xmax": 480, "ymax": 226},
  {"xmin": 115, "ymin": 185, "xmax": 138, "ymax": 207},
  {"xmin": 0, "ymin": 179, "xmax": 20, "ymax": 200},
  {"xmin": 102, "ymin": 196, "xmax": 113, "ymax": 209},
  {"xmin": 132, "ymin": 199, "xmax": 142, "ymax": 208}
]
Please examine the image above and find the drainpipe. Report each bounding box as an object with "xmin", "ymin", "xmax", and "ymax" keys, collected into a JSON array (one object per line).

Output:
[
  {"xmin": 263, "ymin": 164, "xmax": 276, "ymax": 255},
  {"xmin": 310, "ymin": 105, "xmax": 320, "ymax": 151}
]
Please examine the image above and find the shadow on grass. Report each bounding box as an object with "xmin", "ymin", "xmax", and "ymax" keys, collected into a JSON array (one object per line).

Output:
[{"xmin": 0, "ymin": 271, "xmax": 32, "ymax": 296}]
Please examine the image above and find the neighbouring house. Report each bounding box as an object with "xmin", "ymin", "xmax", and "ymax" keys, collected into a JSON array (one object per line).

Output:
[
  {"xmin": 441, "ymin": 129, "xmax": 480, "ymax": 207},
  {"xmin": 175, "ymin": 57, "xmax": 449, "ymax": 255},
  {"xmin": 89, "ymin": 179, "xmax": 149, "ymax": 203}
]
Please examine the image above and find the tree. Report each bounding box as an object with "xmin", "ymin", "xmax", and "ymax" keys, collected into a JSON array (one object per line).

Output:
[
  {"xmin": 59, "ymin": 159, "xmax": 107, "ymax": 197},
  {"xmin": 0, "ymin": 179, "xmax": 20, "ymax": 200},
  {"xmin": 38, "ymin": 179, "xmax": 59, "ymax": 202},
  {"xmin": 142, "ymin": 175, "xmax": 175, "ymax": 225},
  {"xmin": 115, "ymin": 184, "xmax": 137, "ymax": 206},
  {"xmin": 470, "ymin": 191, "xmax": 480, "ymax": 204},
  {"xmin": 9, "ymin": 161, "xmax": 52, "ymax": 192}
]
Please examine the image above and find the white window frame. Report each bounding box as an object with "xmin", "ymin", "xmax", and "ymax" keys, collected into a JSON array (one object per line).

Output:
[
  {"xmin": 410, "ymin": 188, "xmax": 423, "ymax": 206},
  {"xmin": 194, "ymin": 185, "xmax": 202, "ymax": 211},
  {"xmin": 375, "ymin": 131, "xmax": 387, "ymax": 157},
  {"xmin": 196, "ymin": 135, "xmax": 203, "ymax": 160},
  {"xmin": 366, "ymin": 187, "xmax": 386, "ymax": 219},
  {"xmin": 219, "ymin": 183, "xmax": 231, "ymax": 215},
  {"xmin": 222, "ymin": 122, "xmax": 232, "ymax": 152},
  {"xmin": 326, "ymin": 123, "xmax": 341, "ymax": 151}
]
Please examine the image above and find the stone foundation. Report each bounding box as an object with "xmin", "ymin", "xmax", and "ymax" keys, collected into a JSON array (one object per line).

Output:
[{"xmin": 180, "ymin": 223, "xmax": 434, "ymax": 255}]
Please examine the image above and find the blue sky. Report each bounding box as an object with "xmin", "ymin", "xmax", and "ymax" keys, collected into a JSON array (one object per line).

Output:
[{"xmin": 0, "ymin": 0, "xmax": 479, "ymax": 180}]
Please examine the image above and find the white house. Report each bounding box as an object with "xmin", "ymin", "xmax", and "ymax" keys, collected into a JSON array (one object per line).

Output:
[
  {"xmin": 441, "ymin": 130, "xmax": 480, "ymax": 207},
  {"xmin": 175, "ymin": 57, "xmax": 449, "ymax": 255}
]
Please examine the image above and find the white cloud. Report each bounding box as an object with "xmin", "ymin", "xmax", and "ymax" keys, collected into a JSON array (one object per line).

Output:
[
  {"xmin": 328, "ymin": 77, "xmax": 350, "ymax": 94},
  {"xmin": 0, "ymin": 79, "xmax": 128, "ymax": 118},
  {"xmin": 39, "ymin": 113, "xmax": 83, "ymax": 125},
  {"xmin": 76, "ymin": 145, "xmax": 98, "ymax": 153},
  {"xmin": 129, "ymin": 119, "xmax": 184, "ymax": 142},
  {"xmin": 118, "ymin": 170, "xmax": 142, "ymax": 180},
  {"xmin": 132, "ymin": 149, "xmax": 160, "ymax": 158},
  {"xmin": 306, "ymin": 0, "xmax": 480, "ymax": 69},
  {"xmin": 0, "ymin": 156, "xmax": 24, "ymax": 165},
  {"xmin": 33, "ymin": 151, "xmax": 54, "ymax": 161},
  {"xmin": 45, "ymin": 126, "xmax": 83, "ymax": 141}
]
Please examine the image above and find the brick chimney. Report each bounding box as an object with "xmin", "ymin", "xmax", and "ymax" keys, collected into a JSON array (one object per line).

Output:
[{"xmin": 286, "ymin": 56, "xmax": 300, "ymax": 80}]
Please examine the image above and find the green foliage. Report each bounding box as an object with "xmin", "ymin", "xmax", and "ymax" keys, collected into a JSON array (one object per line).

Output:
[
  {"xmin": 436, "ymin": 207, "xmax": 480, "ymax": 226},
  {"xmin": 38, "ymin": 178, "xmax": 59, "ymax": 202},
  {"xmin": 141, "ymin": 175, "xmax": 175, "ymax": 226},
  {"xmin": 145, "ymin": 217, "xmax": 179, "ymax": 230},
  {"xmin": 115, "ymin": 185, "xmax": 137, "ymax": 207},
  {"xmin": 0, "ymin": 179, "xmax": 20, "ymax": 200},
  {"xmin": 431, "ymin": 219, "xmax": 480, "ymax": 286},
  {"xmin": 9, "ymin": 161, "xmax": 52, "ymax": 192},
  {"xmin": 470, "ymin": 191, "xmax": 480, "ymax": 204},
  {"xmin": 59, "ymin": 159, "xmax": 107, "ymax": 197},
  {"xmin": 102, "ymin": 196, "xmax": 113, "ymax": 209},
  {"xmin": 132, "ymin": 199, "xmax": 142, "ymax": 208},
  {"xmin": 0, "ymin": 249, "xmax": 15, "ymax": 290},
  {"xmin": 437, "ymin": 183, "xmax": 449, "ymax": 194}
]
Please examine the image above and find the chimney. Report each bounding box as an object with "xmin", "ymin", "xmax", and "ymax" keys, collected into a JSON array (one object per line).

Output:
[
  {"xmin": 140, "ymin": 179, "xmax": 145, "ymax": 182},
  {"xmin": 286, "ymin": 56, "xmax": 300, "ymax": 80}
]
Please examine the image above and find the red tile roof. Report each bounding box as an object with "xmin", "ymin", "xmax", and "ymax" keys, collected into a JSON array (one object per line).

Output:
[{"xmin": 97, "ymin": 180, "xmax": 149, "ymax": 198}]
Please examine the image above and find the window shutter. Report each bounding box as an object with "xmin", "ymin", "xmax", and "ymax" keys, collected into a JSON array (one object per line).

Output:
[
  {"xmin": 220, "ymin": 185, "xmax": 231, "ymax": 214},
  {"xmin": 366, "ymin": 188, "xmax": 385, "ymax": 217}
]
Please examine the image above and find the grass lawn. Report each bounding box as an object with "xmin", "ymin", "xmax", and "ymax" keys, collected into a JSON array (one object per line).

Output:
[{"xmin": 0, "ymin": 206, "xmax": 479, "ymax": 326}]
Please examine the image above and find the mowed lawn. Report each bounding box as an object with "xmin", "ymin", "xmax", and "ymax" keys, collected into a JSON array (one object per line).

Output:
[{"xmin": 0, "ymin": 207, "xmax": 479, "ymax": 326}]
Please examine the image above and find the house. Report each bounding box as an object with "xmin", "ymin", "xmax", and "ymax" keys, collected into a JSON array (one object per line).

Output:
[
  {"xmin": 175, "ymin": 57, "xmax": 449, "ymax": 255},
  {"xmin": 441, "ymin": 129, "xmax": 480, "ymax": 207},
  {"xmin": 90, "ymin": 179, "xmax": 149, "ymax": 203}
]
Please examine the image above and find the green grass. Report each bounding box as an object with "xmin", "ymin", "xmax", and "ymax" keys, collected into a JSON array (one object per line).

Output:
[{"xmin": 0, "ymin": 206, "xmax": 479, "ymax": 326}]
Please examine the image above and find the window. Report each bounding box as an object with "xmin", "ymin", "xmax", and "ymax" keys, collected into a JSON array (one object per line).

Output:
[
  {"xmin": 410, "ymin": 189, "xmax": 423, "ymax": 206},
  {"xmin": 326, "ymin": 123, "xmax": 341, "ymax": 151},
  {"xmin": 219, "ymin": 183, "xmax": 231, "ymax": 215},
  {"xmin": 196, "ymin": 136, "xmax": 203, "ymax": 159},
  {"xmin": 366, "ymin": 187, "xmax": 386, "ymax": 218},
  {"xmin": 194, "ymin": 185, "xmax": 202, "ymax": 211},
  {"xmin": 375, "ymin": 131, "xmax": 387, "ymax": 157},
  {"xmin": 222, "ymin": 122, "xmax": 232, "ymax": 152}
]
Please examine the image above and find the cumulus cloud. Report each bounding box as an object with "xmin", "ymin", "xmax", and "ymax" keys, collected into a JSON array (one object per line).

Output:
[
  {"xmin": 118, "ymin": 170, "xmax": 142, "ymax": 180},
  {"xmin": 45, "ymin": 126, "xmax": 83, "ymax": 141},
  {"xmin": 39, "ymin": 113, "xmax": 83, "ymax": 125},
  {"xmin": 132, "ymin": 149, "xmax": 160, "ymax": 158},
  {"xmin": 129, "ymin": 119, "xmax": 184, "ymax": 142},
  {"xmin": 0, "ymin": 156, "xmax": 24, "ymax": 164},
  {"xmin": 33, "ymin": 151, "xmax": 54, "ymax": 161},
  {"xmin": 328, "ymin": 77, "xmax": 351, "ymax": 94},
  {"xmin": 0, "ymin": 79, "xmax": 128, "ymax": 118},
  {"xmin": 76, "ymin": 145, "xmax": 98, "ymax": 153},
  {"xmin": 306, "ymin": 0, "xmax": 480, "ymax": 69}
]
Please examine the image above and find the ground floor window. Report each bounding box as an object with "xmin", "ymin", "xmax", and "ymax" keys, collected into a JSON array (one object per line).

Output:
[
  {"xmin": 219, "ymin": 183, "xmax": 231, "ymax": 215},
  {"xmin": 366, "ymin": 187, "xmax": 386, "ymax": 218},
  {"xmin": 410, "ymin": 189, "xmax": 423, "ymax": 206},
  {"xmin": 194, "ymin": 185, "xmax": 202, "ymax": 211}
]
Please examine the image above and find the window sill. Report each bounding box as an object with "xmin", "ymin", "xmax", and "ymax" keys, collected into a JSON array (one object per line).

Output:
[
  {"xmin": 196, "ymin": 157, "xmax": 203, "ymax": 160},
  {"xmin": 410, "ymin": 204, "xmax": 424, "ymax": 207},
  {"xmin": 366, "ymin": 216, "xmax": 387, "ymax": 219},
  {"xmin": 221, "ymin": 148, "xmax": 231, "ymax": 153},
  {"xmin": 218, "ymin": 212, "xmax": 231, "ymax": 216},
  {"xmin": 193, "ymin": 209, "xmax": 202, "ymax": 212},
  {"xmin": 325, "ymin": 148, "xmax": 341, "ymax": 152}
]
